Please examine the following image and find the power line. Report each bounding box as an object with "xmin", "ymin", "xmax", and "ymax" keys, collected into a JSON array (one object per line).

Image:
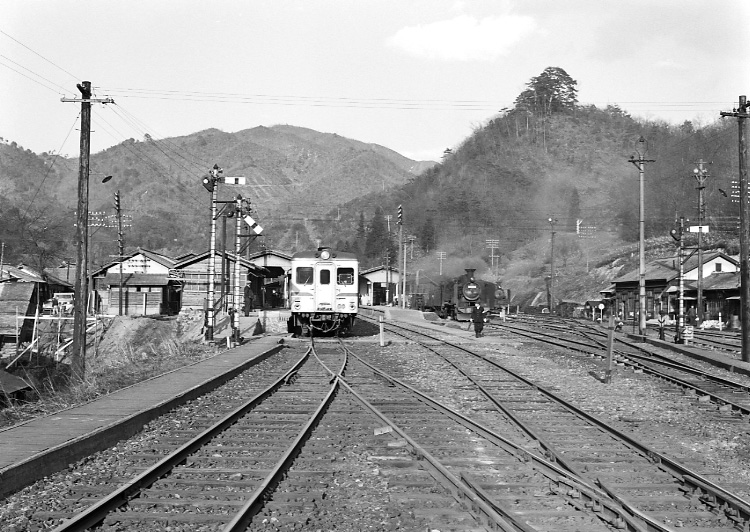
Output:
[
  {"xmin": 21, "ymin": 112, "xmax": 81, "ymax": 219},
  {"xmin": 0, "ymin": 28, "xmax": 80, "ymax": 82}
]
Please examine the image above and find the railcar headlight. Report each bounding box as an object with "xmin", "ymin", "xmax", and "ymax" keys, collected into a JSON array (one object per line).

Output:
[
  {"xmin": 320, "ymin": 250, "xmax": 331, "ymax": 260},
  {"xmin": 350, "ymin": 302, "xmax": 356, "ymax": 309}
]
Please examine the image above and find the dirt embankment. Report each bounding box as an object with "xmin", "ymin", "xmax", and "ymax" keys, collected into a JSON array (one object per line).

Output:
[{"xmin": 95, "ymin": 312, "xmax": 204, "ymax": 360}]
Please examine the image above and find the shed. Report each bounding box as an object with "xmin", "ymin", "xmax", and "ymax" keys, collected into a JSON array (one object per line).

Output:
[
  {"xmin": 360, "ymin": 266, "xmax": 400, "ymax": 306},
  {"xmin": 92, "ymin": 248, "xmax": 182, "ymax": 316},
  {"xmin": 0, "ymin": 282, "xmax": 36, "ymax": 346},
  {"xmin": 174, "ymin": 251, "xmax": 267, "ymax": 311}
]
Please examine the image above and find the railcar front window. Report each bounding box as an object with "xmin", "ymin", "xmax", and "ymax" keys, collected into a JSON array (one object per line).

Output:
[
  {"xmin": 296, "ymin": 267, "xmax": 313, "ymax": 285},
  {"xmin": 320, "ymin": 269, "xmax": 331, "ymax": 285},
  {"xmin": 337, "ymin": 267, "xmax": 354, "ymax": 285}
]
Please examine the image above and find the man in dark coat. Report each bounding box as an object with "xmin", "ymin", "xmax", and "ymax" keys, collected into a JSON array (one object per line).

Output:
[
  {"xmin": 471, "ymin": 302, "xmax": 485, "ymax": 338},
  {"xmin": 244, "ymin": 284, "xmax": 254, "ymax": 316}
]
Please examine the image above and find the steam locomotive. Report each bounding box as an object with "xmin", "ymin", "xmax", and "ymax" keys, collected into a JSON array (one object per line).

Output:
[{"xmin": 427, "ymin": 268, "xmax": 507, "ymax": 321}]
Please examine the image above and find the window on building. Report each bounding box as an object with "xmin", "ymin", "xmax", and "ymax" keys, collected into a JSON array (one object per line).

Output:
[{"xmin": 715, "ymin": 263, "xmax": 722, "ymax": 272}]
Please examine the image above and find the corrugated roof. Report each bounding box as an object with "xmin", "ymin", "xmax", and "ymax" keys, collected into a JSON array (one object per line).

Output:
[
  {"xmin": 612, "ymin": 261, "xmax": 678, "ymax": 283},
  {"xmin": 0, "ymin": 370, "xmax": 32, "ymax": 395},
  {"xmin": 701, "ymin": 272, "xmax": 740, "ymax": 291},
  {"xmin": 0, "ymin": 282, "xmax": 35, "ymax": 335}
]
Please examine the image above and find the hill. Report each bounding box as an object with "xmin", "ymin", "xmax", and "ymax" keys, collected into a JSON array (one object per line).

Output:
[
  {"xmin": 1, "ymin": 66, "xmax": 742, "ymax": 308},
  {"xmin": 0, "ymin": 127, "xmax": 437, "ymax": 267}
]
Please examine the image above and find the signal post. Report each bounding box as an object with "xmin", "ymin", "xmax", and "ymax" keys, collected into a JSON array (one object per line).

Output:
[{"xmin": 202, "ymin": 166, "xmax": 258, "ymax": 342}]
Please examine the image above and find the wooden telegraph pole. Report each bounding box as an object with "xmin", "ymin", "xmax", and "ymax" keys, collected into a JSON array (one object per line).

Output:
[
  {"xmin": 62, "ymin": 82, "xmax": 113, "ymax": 381},
  {"xmin": 721, "ymin": 96, "xmax": 750, "ymax": 362}
]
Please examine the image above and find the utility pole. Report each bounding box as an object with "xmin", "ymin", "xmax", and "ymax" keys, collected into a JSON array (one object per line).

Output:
[
  {"xmin": 670, "ymin": 218, "xmax": 686, "ymax": 343},
  {"xmin": 547, "ymin": 217, "xmax": 557, "ymax": 313},
  {"xmin": 62, "ymin": 81, "xmax": 113, "ymax": 381},
  {"xmin": 629, "ymin": 136, "xmax": 655, "ymax": 337},
  {"xmin": 691, "ymin": 160, "xmax": 710, "ymax": 323},
  {"xmin": 721, "ymin": 96, "xmax": 750, "ymax": 362},
  {"xmin": 397, "ymin": 205, "xmax": 405, "ymax": 308},
  {"xmin": 114, "ymin": 191, "xmax": 124, "ymax": 316},
  {"xmin": 486, "ymin": 239, "xmax": 499, "ymax": 277},
  {"xmin": 0, "ymin": 241, "xmax": 5, "ymax": 280},
  {"xmin": 437, "ymin": 251, "xmax": 446, "ymax": 276}
]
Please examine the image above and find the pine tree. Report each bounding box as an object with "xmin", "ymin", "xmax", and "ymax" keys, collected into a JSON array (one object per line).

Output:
[{"xmin": 514, "ymin": 66, "xmax": 578, "ymax": 116}]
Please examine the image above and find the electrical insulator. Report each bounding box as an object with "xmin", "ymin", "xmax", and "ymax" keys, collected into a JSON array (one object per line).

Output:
[
  {"xmin": 397, "ymin": 204, "xmax": 403, "ymax": 225},
  {"xmin": 113, "ymin": 192, "xmax": 120, "ymax": 210}
]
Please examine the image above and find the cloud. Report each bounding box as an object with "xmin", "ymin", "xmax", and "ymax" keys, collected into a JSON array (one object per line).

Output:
[{"xmin": 387, "ymin": 14, "xmax": 536, "ymax": 61}]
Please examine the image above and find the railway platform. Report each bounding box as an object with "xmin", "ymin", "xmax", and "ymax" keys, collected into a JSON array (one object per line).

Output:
[
  {"xmin": 0, "ymin": 335, "xmax": 284, "ymax": 499},
  {"xmin": 624, "ymin": 330, "xmax": 750, "ymax": 378}
]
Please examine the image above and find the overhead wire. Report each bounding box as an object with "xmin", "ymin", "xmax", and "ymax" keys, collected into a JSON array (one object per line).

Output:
[
  {"xmin": 20, "ymin": 111, "xmax": 81, "ymax": 220},
  {"xmin": 0, "ymin": 28, "xmax": 80, "ymax": 82},
  {"xmin": 92, "ymin": 109, "xmax": 207, "ymax": 212},
  {"xmin": 0, "ymin": 56, "xmax": 68, "ymax": 95}
]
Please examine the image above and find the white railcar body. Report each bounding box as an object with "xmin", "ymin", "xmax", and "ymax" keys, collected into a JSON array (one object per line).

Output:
[{"xmin": 288, "ymin": 248, "xmax": 358, "ymax": 334}]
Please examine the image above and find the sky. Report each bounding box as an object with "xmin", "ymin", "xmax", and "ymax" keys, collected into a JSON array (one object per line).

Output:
[{"xmin": 2, "ymin": 0, "xmax": 748, "ymax": 163}]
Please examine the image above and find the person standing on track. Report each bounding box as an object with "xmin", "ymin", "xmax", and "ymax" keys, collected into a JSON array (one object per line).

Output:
[{"xmin": 471, "ymin": 302, "xmax": 485, "ymax": 338}]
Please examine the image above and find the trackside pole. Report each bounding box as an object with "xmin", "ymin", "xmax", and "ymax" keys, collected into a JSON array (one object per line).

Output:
[
  {"xmin": 605, "ymin": 314, "xmax": 615, "ymax": 384},
  {"xmin": 379, "ymin": 316, "xmax": 385, "ymax": 347}
]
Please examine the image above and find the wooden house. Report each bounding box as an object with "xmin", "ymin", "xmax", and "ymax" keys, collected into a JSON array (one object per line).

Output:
[
  {"xmin": 609, "ymin": 252, "xmax": 738, "ymax": 320},
  {"xmin": 245, "ymin": 250, "xmax": 292, "ymax": 309},
  {"xmin": 360, "ymin": 266, "xmax": 400, "ymax": 306},
  {"xmin": 92, "ymin": 249, "xmax": 183, "ymax": 316},
  {"xmin": 174, "ymin": 251, "xmax": 267, "ymax": 312}
]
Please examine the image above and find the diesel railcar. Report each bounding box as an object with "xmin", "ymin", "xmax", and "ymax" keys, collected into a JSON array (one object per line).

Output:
[{"xmin": 287, "ymin": 247, "xmax": 359, "ymax": 336}]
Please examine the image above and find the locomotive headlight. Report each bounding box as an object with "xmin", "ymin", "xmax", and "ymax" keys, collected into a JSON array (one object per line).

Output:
[
  {"xmin": 349, "ymin": 301, "xmax": 355, "ymax": 309},
  {"xmin": 320, "ymin": 250, "xmax": 331, "ymax": 260},
  {"xmin": 293, "ymin": 302, "xmax": 301, "ymax": 310},
  {"xmin": 463, "ymin": 282, "xmax": 480, "ymax": 300}
]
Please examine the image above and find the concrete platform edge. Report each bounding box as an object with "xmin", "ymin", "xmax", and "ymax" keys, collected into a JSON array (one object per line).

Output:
[{"xmin": 0, "ymin": 341, "xmax": 283, "ymax": 499}]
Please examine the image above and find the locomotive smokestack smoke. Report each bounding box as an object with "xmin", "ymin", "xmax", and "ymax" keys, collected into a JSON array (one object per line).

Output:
[{"xmin": 465, "ymin": 268, "xmax": 476, "ymax": 280}]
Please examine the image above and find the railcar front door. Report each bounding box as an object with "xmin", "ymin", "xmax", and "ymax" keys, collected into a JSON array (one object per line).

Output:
[{"xmin": 314, "ymin": 264, "xmax": 336, "ymax": 314}]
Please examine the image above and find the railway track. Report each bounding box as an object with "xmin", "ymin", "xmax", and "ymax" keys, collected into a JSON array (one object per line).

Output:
[
  {"xmin": 4, "ymin": 312, "xmax": 749, "ymax": 531},
  {"xmin": 486, "ymin": 320, "xmax": 750, "ymax": 420},
  {"xmin": 362, "ymin": 316, "xmax": 750, "ymax": 532}
]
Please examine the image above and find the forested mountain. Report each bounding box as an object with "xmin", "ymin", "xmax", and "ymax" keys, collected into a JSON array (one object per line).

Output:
[
  {"xmin": 0, "ymin": 126, "xmax": 435, "ymax": 271},
  {"xmin": 313, "ymin": 67, "xmax": 740, "ymax": 301},
  {"xmin": 1, "ymin": 66, "xmax": 741, "ymax": 307}
]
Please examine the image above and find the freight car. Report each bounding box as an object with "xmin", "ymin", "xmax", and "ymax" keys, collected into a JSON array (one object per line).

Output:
[{"xmin": 287, "ymin": 247, "xmax": 358, "ymax": 336}]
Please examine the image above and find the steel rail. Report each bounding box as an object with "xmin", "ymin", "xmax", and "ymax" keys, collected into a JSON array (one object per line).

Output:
[
  {"xmin": 339, "ymin": 341, "xmax": 649, "ymax": 532},
  {"xmin": 222, "ymin": 371, "xmax": 340, "ymax": 531},
  {"xmin": 375, "ymin": 319, "xmax": 750, "ymax": 530},
  {"xmin": 496, "ymin": 320, "xmax": 750, "ymax": 417},
  {"xmin": 51, "ymin": 350, "xmax": 312, "ymax": 532},
  {"xmin": 335, "ymin": 369, "xmax": 524, "ymax": 531}
]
